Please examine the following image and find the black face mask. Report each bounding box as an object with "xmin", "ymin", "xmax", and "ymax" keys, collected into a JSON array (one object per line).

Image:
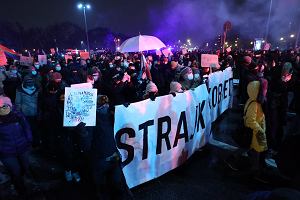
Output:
[{"xmin": 127, "ymin": 69, "xmax": 136, "ymax": 76}]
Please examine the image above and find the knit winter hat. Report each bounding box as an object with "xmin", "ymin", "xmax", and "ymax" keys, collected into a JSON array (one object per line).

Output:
[
  {"xmin": 49, "ymin": 72, "xmax": 62, "ymax": 81},
  {"xmin": 176, "ymin": 66, "xmax": 192, "ymax": 80},
  {"xmin": 169, "ymin": 81, "xmax": 183, "ymax": 93},
  {"xmin": 282, "ymin": 62, "xmax": 293, "ymax": 76},
  {"xmin": 0, "ymin": 96, "xmax": 12, "ymax": 108},
  {"xmin": 243, "ymin": 56, "xmax": 252, "ymax": 65},
  {"xmin": 145, "ymin": 81, "xmax": 158, "ymax": 94}
]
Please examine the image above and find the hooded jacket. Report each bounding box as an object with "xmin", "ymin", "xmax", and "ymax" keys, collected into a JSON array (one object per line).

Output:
[
  {"xmin": 0, "ymin": 108, "xmax": 32, "ymax": 158},
  {"xmin": 15, "ymin": 86, "xmax": 39, "ymax": 117},
  {"xmin": 244, "ymin": 81, "xmax": 267, "ymax": 152}
]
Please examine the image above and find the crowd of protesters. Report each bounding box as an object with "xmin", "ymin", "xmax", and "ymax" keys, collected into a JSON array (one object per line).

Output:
[{"xmin": 0, "ymin": 47, "xmax": 300, "ymax": 199}]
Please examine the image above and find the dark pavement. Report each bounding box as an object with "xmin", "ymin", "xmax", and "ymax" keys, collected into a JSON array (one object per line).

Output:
[{"xmin": 1, "ymin": 89, "xmax": 299, "ymax": 200}]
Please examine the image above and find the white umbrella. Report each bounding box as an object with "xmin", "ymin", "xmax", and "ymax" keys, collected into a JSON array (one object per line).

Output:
[{"xmin": 119, "ymin": 35, "xmax": 166, "ymax": 53}]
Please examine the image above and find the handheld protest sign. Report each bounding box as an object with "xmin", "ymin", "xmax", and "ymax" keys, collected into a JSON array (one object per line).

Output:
[
  {"xmin": 0, "ymin": 50, "xmax": 7, "ymax": 66},
  {"xmin": 63, "ymin": 87, "xmax": 97, "ymax": 127},
  {"xmin": 38, "ymin": 55, "xmax": 47, "ymax": 65},
  {"xmin": 80, "ymin": 52, "xmax": 90, "ymax": 60},
  {"xmin": 201, "ymin": 54, "xmax": 219, "ymax": 68},
  {"xmin": 20, "ymin": 56, "xmax": 34, "ymax": 67}
]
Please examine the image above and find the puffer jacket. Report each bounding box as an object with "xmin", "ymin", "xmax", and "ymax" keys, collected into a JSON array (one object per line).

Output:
[
  {"xmin": 0, "ymin": 108, "xmax": 32, "ymax": 158},
  {"xmin": 15, "ymin": 86, "xmax": 39, "ymax": 116},
  {"xmin": 244, "ymin": 81, "xmax": 267, "ymax": 152}
]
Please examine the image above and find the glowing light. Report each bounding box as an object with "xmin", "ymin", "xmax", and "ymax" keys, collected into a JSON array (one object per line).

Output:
[
  {"xmin": 117, "ymin": 47, "xmax": 120, "ymax": 51},
  {"xmin": 187, "ymin": 39, "xmax": 191, "ymax": 43},
  {"xmin": 280, "ymin": 37, "xmax": 284, "ymax": 41},
  {"xmin": 262, "ymin": 40, "xmax": 265, "ymax": 43},
  {"xmin": 214, "ymin": 43, "xmax": 217, "ymax": 46},
  {"xmin": 235, "ymin": 44, "xmax": 237, "ymax": 47},
  {"xmin": 77, "ymin": 3, "xmax": 83, "ymax": 9},
  {"xmin": 250, "ymin": 42, "xmax": 253, "ymax": 45},
  {"xmin": 225, "ymin": 42, "xmax": 228, "ymax": 45},
  {"xmin": 290, "ymin": 34, "xmax": 295, "ymax": 38},
  {"xmin": 206, "ymin": 43, "xmax": 209, "ymax": 47},
  {"xmin": 234, "ymin": 41, "xmax": 237, "ymax": 43},
  {"xmin": 86, "ymin": 4, "xmax": 91, "ymax": 9}
]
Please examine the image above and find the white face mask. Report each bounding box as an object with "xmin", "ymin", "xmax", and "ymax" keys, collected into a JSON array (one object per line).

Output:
[
  {"xmin": 194, "ymin": 73, "xmax": 200, "ymax": 80},
  {"xmin": 187, "ymin": 73, "xmax": 194, "ymax": 80}
]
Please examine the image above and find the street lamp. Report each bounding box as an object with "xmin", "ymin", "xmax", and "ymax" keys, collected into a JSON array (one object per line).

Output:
[
  {"xmin": 280, "ymin": 37, "xmax": 284, "ymax": 41},
  {"xmin": 290, "ymin": 34, "xmax": 295, "ymax": 38},
  {"xmin": 77, "ymin": 3, "xmax": 91, "ymax": 52}
]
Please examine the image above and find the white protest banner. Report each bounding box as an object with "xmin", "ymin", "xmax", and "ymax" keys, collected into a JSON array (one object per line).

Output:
[
  {"xmin": 71, "ymin": 83, "xmax": 93, "ymax": 89},
  {"xmin": 0, "ymin": 50, "xmax": 7, "ymax": 66},
  {"xmin": 63, "ymin": 87, "xmax": 97, "ymax": 127},
  {"xmin": 208, "ymin": 67, "xmax": 233, "ymax": 122},
  {"xmin": 20, "ymin": 56, "xmax": 33, "ymax": 67},
  {"xmin": 114, "ymin": 84, "xmax": 211, "ymax": 188},
  {"xmin": 80, "ymin": 52, "xmax": 90, "ymax": 60},
  {"xmin": 201, "ymin": 54, "xmax": 219, "ymax": 68},
  {"xmin": 38, "ymin": 55, "xmax": 47, "ymax": 65}
]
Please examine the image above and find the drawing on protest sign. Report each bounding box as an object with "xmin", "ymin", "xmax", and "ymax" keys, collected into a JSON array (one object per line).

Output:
[
  {"xmin": 80, "ymin": 52, "xmax": 90, "ymax": 60},
  {"xmin": 201, "ymin": 54, "xmax": 219, "ymax": 68},
  {"xmin": 20, "ymin": 56, "xmax": 34, "ymax": 67},
  {"xmin": 0, "ymin": 50, "xmax": 7, "ymax": 66},
  {"xmin": 63, "ymin": 87, "xmax": 97, "ymax": 127},
  {"xmin": 38, "ymin": 55, "xmax": 47, "ymax": 65}
]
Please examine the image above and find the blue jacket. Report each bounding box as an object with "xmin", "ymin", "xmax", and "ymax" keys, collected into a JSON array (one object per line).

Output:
[{"xmin": 0, "ymin": 109, "xmax": 32, "ymax": 158}]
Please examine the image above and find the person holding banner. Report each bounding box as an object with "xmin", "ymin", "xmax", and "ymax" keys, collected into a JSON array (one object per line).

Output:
[{"xmin": 90, "ymin": 101, "xmax": 126, "ymax": 200}]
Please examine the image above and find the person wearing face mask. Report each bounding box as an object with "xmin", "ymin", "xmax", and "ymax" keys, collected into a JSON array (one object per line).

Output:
[
  {"xmin": 191, "ymin": 67, "xmax": 201, "ymax": 88},
  {"xmin": 90, "ymin": 67, "xmax": 103, "ymax": 93},
  {"xmin": 29, "ymin": 66, "xmax": 42, "ymax": 91},
  {"xmin": 55, "ymin": 63, "xmax": 62, "ymax": 72},
  {"xmin": 0, "ymin": 96, "xmax": 32, "ymax": 197},
  {"xmin": 3, "ymin": 65, "xmax": 22, "ymax": 103},
  {"xmin": 15, "ymin": 76, "xmax": 41, "ymax": 148},
  {"xmin": 176, "ymin": 66, "xmax": 194, "ymax": 90},
  {"xmin": 34, "ymin": 62, "xmax": 41, "ymax": 70}
]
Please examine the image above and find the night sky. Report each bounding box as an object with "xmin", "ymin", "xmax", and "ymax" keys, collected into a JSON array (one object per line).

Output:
[{"xmin": 1, "ymin": 0, "xmax": 300, "ymax": 44}]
